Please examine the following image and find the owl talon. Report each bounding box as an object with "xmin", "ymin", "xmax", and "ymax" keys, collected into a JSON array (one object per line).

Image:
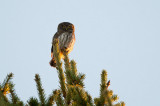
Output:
[{"xmin": 61, "ymin": 47, "xmax": 68, "ymax": 53}]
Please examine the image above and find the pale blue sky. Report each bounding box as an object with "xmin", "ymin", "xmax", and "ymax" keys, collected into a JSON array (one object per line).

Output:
[{"xmin": 0, "ymin": 0, "xmax": 160, "ymax": 106}]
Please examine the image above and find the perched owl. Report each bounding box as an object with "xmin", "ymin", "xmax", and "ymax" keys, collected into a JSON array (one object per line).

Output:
[{"xmin": 50, "ymin": 22, "xmax": 75, "ymax": 67}]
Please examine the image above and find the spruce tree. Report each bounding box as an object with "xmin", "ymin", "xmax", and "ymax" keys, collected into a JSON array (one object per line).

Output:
[{"xmin": 0, "ymin": 39, "xmax": 125, "ymax": 106}]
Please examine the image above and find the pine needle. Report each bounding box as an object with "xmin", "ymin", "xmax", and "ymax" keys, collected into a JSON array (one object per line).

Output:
[
  {"xmin": 9, "ymin": 82, "xmax": 23, "ymax": 105},
  {"xmin": 53, "ymin": 39, "xmax": 67, "ymax": 98},
  {"xmin": 27, "ymin": 97, "xmax": 39, "ymax": 106},
  {"xmin": 35, "ymin": 74, "xmax": 46, "ymax": 106}
]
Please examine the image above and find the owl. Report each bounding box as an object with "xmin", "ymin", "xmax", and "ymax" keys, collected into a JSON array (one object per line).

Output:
[{"xmin": 50, "ymin": 22, "xmax": 76, "ymax": 67}]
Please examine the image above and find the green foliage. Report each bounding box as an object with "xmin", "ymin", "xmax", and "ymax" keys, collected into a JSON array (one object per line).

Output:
[
  {"xmin": 9, "ymin": 82, "xmax": 23, "ymax": 105},
  {"xmin": 53, "ymin": 39, "xmax": 67, "ymax": 98},
  {"xmin": 35, "ymin": 74, "xmax": 46, "ymax": 106},
  {"xmin": 1, "ymin": 73, "xmax": 13, "ymax": 96},
  {"xmin": 0, "ymin": 39, "xmax": 125, "ymax": 106},
  {"xmin": 46, "ymin": 89, "xmax": 59, "ymax": 106},
  {"xmin": 0, "ymin": 74, "xmax": 23, "ymax": 106},
  {"xmin": 27, "ymin": 97, "xmax": 39, "ymax": 106}
]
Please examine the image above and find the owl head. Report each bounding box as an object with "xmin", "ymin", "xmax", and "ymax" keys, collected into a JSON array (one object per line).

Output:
[{"xmin": 58, "ymin": 22, "xmax": 75, "ymax": 33}]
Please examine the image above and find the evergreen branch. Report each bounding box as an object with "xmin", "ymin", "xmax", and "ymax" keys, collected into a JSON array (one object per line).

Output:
[
  {"xmin": 0, "ymin": 39, "xmax": 125, "ymax": 105},
  {"xmin": 63, "ymin": 51, "xmax": 73, "ymax": 85},
  {"xmin": 104, "ymin": 89, "xmax": 113, "ymax": 106},
  {"xmin": 69, "ymin": 60, "xmax": 78, "ymax": 86},
  {"xmin": 56, "ymin": 90, "xmax": 64, "ymax": 106},
  {"xmin": 53, "ymin": 39, "xmax": 67, "ymax": 98},
  {"xmin": 65, "ymin": 87, "xmax": 72, "ymax": 106},
  {"xmin": 9, "ymin": 82, "xmax": 23, "ymax": 105},
  {"xmin": 1, "ymin": 73, "xmax": 13, "ymax": 95},
  {"xmin": 2, "ymin": 83, "xmax": 10, "ymax": 96},
  {"xmin": 100, "ymin": 70, "xmax": 107, "ymax": 96},
  {"xmin": 71, "ymin": 101, "xmax": 77, "ymax": 106},
  {"xmin": 108, "ymin": 90, "xmax": 113, "ymax": 98},
  {"xmin": 71, "ymin": 86, "xmax": 87, "ymax": 106},
  {"xmin": 111, "ymin": 95, "xmax": 119, "ymax": 102},
  {"xmin": 0, "ymin": 89, "xmax": 11, "ymax": 105},
  {"xmin": 70, "ymin": 60, "xmax": 78, "ymax": 76},
  {"xmin": 94, "ymin": 98, "xmax": 101, "ymax": 106},
  {"xmin": 27, "ymin": 97, "xmax": 39, "ymax": 106},
  {"xmin": 0, "ymin": 99, "xmax": 11, "ymax": 106},
  {"xmin": 120, "ymin": 101, "xmax": 125, "ymax": 106},
  {"xmin": 86, "ymin": 92, "xmax": 93, "ymax": 106},
  {"xmin": 70, "ymin": 60, "xmax": 85, "ymax": 87},
  {"xmin": 99, "ymin": 70, "xmax": 108, "ymax": 105},
  {"xmin": 17, "ymin": 101, "xmax": 24, "ymax": 106},
  {"xmin": 2, "ymin": 73, "xmax": 13, "ymax": 88},
  {"xmin": 35, "ymin": 74, "xmax": 46, "ymax": 106},
  {"xmin": 65, "ymin": 59, "xmax": 85, "ymax": 87},
  {"xmin": 76, "ymin": 73, "xmax": 85, "ymax": 87},
  {"xmin": 0, "ymin": 85, "xmax": 9, "ymax": 103},
  {"xmin": 46, "ymin": 89, "xmax": 59, "ymax": 106},
  {"xmin": 75, "ymin": 87, "xmax": 87, "ymax": 106},
  {"xmin": 0, "ymin": 99, "xmax": 8, "ymax": 106},
  {"xmin": 114, "ymin": 101, "xmax": 125, "ymax": 106},
  {"xmin": 63, "ymin": 50, "xmax": 71, "ymax": 72},
  {"xmin": 62, "ymin": 51, "xmax": 77, "ymax": 106}
]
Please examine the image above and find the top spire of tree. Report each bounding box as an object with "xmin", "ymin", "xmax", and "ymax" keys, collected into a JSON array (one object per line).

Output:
[{"xmin": 0, "ymin": 39, "xmax": 125, "ymax": 106}]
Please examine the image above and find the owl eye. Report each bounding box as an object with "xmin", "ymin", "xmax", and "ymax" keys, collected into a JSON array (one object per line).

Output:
[
  {"xmin": 68, "ymin": 26, "xmax": 71, "ymax": 28},
  {"xmin": 68, "ymin": 25, "xmax": 72, "ymax": 28},
  {"xmin": 63, "ymin": 26, "xmax": 66, "ymax": 29}
]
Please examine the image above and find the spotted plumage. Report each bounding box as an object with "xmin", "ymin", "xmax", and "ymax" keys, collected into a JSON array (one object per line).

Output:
[{"xmin": 50, "ymin": 22, "xmax": 75, "ymax": 67}]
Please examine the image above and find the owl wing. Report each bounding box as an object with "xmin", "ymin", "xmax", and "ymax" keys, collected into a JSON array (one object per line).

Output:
[
  {"xmin": 51, "ymin": 45, "xmax": 53, "ymax": 57},
  {"xmin": 51, "ymin": 33, "xmax": 59, "ymax": 57}
]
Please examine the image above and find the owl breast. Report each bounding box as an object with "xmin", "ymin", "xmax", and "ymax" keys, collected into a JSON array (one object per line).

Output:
[{"xmin": 58, "ymin": 32, "xmax": 75, "ymax": 53}]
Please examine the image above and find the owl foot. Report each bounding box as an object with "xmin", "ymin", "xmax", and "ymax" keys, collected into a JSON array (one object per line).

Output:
[{"xmin": 61, "ymin": 47, "xmax": 69, "ymax": 53}]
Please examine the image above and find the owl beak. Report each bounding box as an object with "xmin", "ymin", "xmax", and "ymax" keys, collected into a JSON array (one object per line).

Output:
[{"xmin": 65, "ymin": 28, "xmax": 68, "ymax": 30}]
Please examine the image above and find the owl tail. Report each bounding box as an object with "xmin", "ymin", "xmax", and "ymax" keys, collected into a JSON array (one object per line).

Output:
[{"xmin": 50, "ymin": 57, "xmax": 56, "ymax": 67}]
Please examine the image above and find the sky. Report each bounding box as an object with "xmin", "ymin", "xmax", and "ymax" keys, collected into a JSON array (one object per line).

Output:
[{"xmin": 0, "ymin": 0, "xmax": 160, "ymax": 105}]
